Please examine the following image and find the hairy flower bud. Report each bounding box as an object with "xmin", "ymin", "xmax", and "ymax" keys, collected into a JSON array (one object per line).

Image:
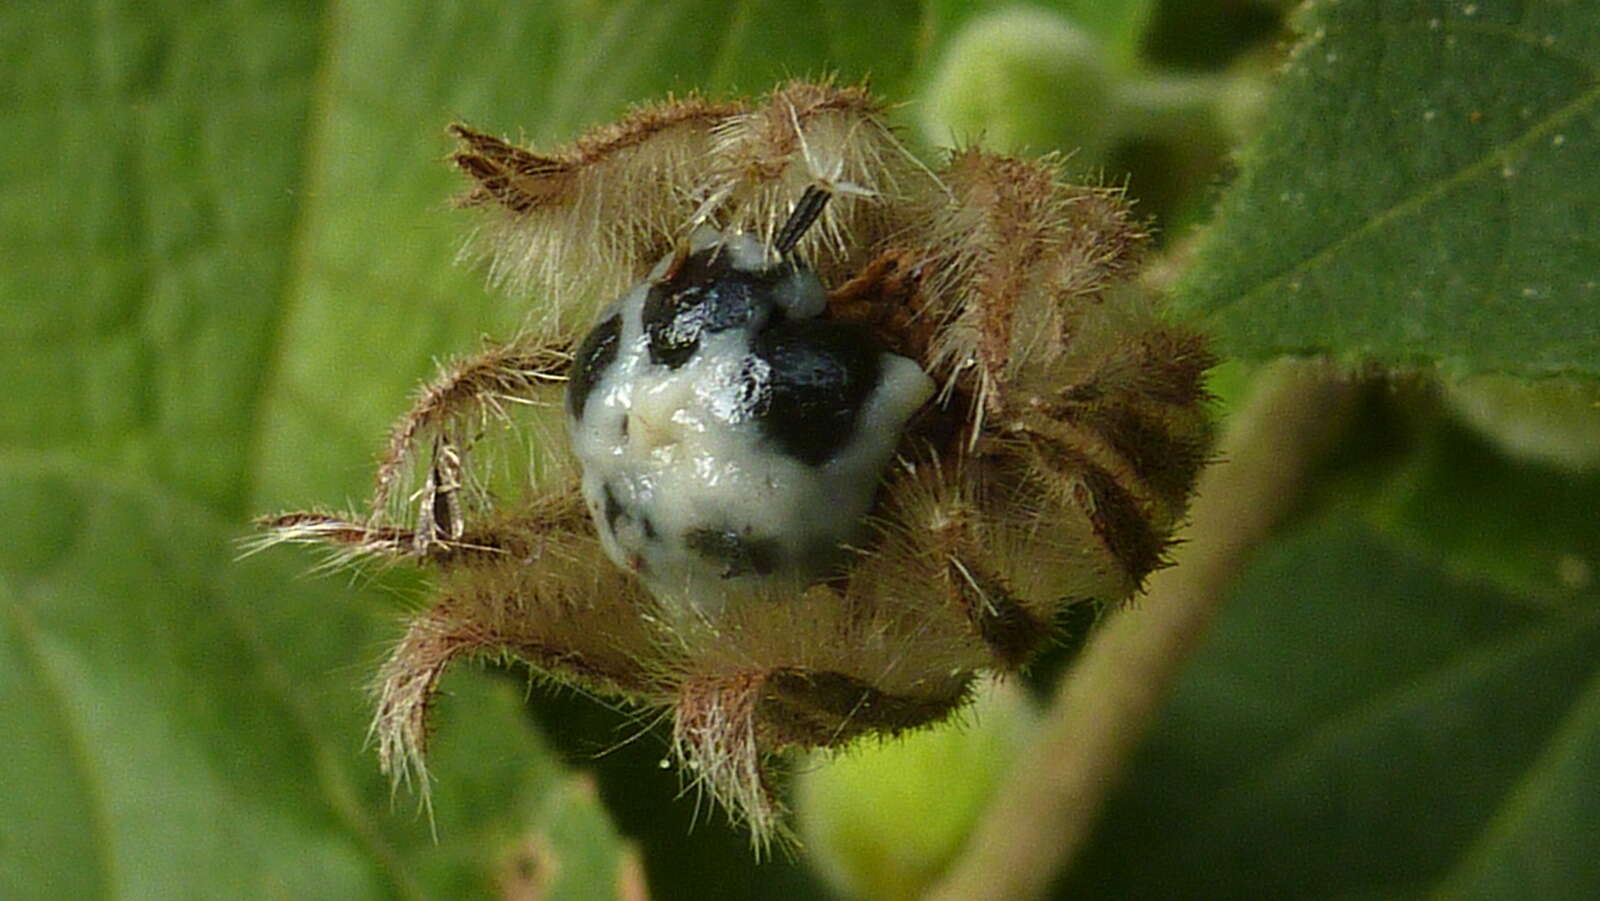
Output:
[{"xmin": 258, "ymin": 79, "xmax": 1214, "ymax": 850}]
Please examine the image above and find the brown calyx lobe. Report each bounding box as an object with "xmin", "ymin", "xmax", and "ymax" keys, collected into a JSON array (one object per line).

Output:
[{"xmin": 450, "ymin": 95, "xmax": 745, "ymax": 213}]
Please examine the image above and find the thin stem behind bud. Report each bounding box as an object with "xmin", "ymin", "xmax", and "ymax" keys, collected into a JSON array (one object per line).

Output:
[{"xmin": 926, "ymin": 362, "xmax": 1363, "ymax": 901}]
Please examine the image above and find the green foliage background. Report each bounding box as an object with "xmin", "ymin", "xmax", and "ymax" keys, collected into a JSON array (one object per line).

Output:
[{"xmin": 3, "ymin": 0, "xmax": 1596, "ymax": 898}]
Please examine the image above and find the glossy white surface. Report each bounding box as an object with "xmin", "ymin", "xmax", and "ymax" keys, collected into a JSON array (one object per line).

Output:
[{"xmin": 568, "ymin": 230, "xmax": 932, "ymax": 616}]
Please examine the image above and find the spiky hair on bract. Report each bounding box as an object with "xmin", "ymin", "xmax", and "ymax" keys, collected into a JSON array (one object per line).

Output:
[{"xmin": 257, "ymin": 79, "xmax": 1215, "ymax": 852}]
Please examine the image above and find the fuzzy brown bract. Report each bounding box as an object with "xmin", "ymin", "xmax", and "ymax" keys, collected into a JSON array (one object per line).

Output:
[{"xmin": 257, "ymin": 79, "xmax": 1214, "ymax": 850}]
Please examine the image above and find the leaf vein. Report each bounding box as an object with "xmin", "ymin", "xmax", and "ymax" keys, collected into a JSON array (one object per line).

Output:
[
  {"xmin": 1428, "ymin": 661, "xmax": 1600, "ymax": 900},
  {"xmin": 2, "ymin": 592, "xmax": 119, "ymax": 901},
  {"xmin": 1207, "ymin": 610, "xmax": 1600, "ymax": 818}
]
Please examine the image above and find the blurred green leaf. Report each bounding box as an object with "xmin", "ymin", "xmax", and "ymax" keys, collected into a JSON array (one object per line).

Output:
[
  {"xmin": 0, "ymin": 455, "xmax": 640, "ymax": 899},
  {"xmin": 1368, "ymin": 407, "xmax": 1600, "ymax": 604},
  {"xmin": 1175, "ymin": 0, "xmax": 1600, "ymax": 376},
  {"xmin": 485, "ymin": 772, "xmax": 642, "ymax": 901},
  {"xmin": 1444, "ymin": 373, "xmax": 1600, "ymax": 471},
  {"xmin": 1064, "ymin": 516, "xmax": 1600, "ymax": 899}
]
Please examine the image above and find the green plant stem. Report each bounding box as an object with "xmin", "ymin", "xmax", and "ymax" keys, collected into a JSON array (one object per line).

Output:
[
  {"xmin": 1113, "ymin": 73, "xmax": 1233, "ymax": 142},
  {"xmin": 924, "ymin": 362, "xmax": 1362, "ymax": 901}
]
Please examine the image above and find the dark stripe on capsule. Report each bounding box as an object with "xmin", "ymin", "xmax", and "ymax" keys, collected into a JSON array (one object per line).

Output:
[
  {"xmin": 756, "ymin": 668, "xmax": 971, "ymax": 746},
  {"xmin": 567, "ymin": 313, "xmax": 622, "ymax": 420},
  {"xmin": 946, "ymin": 556, "xmax": 1049, "ymax": 669},
  {"xmin": 1025, "ymin": 433, "xmax": 1166, "ymax": 583},
  {"xmin": 1046, "ymin": 401, "xmax": 1209, "ymax": 511},
  {"xmin": 684, "ymin": 527, "xmax": 782, "ymax": 578}
]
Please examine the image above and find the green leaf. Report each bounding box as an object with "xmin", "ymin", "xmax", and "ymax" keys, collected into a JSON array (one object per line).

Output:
[
  {"xmin": 1368, "ymin": 407, "xmax": 1600, "ymax": 603},
  {"xmin": 1176, "ymin": 0, "xmax": 1600, "ymax": 377},
  {"xmin": 1063, "ymin": 516, "xmax": 1600, "ymax": 899},
  {"xmin": 0, "ymin": 456, "xmax": 636, "ymax": 899}
]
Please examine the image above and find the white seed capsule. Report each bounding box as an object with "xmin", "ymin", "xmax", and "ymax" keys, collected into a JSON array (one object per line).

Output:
[{"xmin": 566, "ymin": 228, "xmax": 933, "ymax": 616}]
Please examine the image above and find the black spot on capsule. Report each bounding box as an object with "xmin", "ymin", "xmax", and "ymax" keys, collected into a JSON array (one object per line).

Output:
[
  {"xmin": 745, "ymin": 321, "xmax": 883, "ymax": 466},
  {"xmin": 642, "ymin": 248, "xmax": 787, "ymax": 369},
  {"xmin": 567, "ymin": 313, "xmax": 622, "ymax": 420},
  {"xmin": 684, "ymin": 527, "xmax": 783, "ymax": 578}
]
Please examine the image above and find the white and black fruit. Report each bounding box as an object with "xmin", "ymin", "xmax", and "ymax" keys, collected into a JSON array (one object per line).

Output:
[{"xmin": 566, "ymin": 225, "xmax": 933, "ymax": 615}]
